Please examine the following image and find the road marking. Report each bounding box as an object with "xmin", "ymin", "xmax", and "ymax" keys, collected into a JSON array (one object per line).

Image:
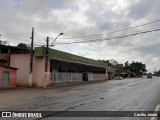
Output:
[{"xmin": 150, "ymin": 104, "xmax": 160, "ymax": 120}]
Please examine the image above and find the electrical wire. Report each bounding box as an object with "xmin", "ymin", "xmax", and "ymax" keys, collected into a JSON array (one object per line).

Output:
[
  {"xmin": 51, "ymin": 19, "xmax": 160, "ymax": 39},
  {"xmin": 60, "ymin": 44, "xmax": 75, "ymax": 52},
  {"xmin": 55, "ymin": 28, "xmax": 160, "ymax": 45},
  {"xmin": 49, "ymin": 23, "xmax": 160, "ymax": 45},
  {"xmin": 2, "ymin": 19, "xmax": 160, "ymax": 47},
  {"xmin": 4, "ymin": 32, "xmax": 31, "ymax": 36}
]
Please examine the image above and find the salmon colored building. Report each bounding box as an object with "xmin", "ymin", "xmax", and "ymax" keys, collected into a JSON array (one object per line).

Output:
[
  {"xmin": 9, "ymin": 47, "xmax": 108, "ymax": 88},
  {"xmin": 1, "ymin": 45, "xmax": 108, "ymax": 88},
  {"xmin": 10, "ymin": 52, "xmax": 45, "ymax": 87},
  {"xmin": 0, "ymin": 65, "xmax": 17, "ymax": 89}
]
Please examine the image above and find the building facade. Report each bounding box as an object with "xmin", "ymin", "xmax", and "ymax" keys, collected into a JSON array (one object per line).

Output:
[{"xmin": 10, "ymin": 47, "xmax": 108, "ymax": 87}]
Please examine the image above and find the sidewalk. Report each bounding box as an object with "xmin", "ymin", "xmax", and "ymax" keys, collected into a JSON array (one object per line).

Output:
[{"xmin": 0, "ymin": 80, "xmax": 107, "ymax": 110}]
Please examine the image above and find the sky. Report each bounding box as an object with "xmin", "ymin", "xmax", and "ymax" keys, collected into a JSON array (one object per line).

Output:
[{"xmin": 0, "ymin": 0, "xmax": 160, "ymax": 72}]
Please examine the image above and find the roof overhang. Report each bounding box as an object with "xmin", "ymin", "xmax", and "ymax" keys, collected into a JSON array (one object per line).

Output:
[
  {"xmin": 51, "ymin": 58, "xmax": 106, "ymax": 69},
  {"xmin": 0, "ymin": 65, "xmax": 18, "ymax": 70}
]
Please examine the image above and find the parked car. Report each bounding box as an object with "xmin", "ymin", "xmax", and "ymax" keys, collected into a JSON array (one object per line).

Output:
[{"xmin": 117, "ymin": 76, "xmax": 123, "ymax": 80}]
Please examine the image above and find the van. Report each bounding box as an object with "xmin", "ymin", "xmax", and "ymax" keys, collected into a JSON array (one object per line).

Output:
[{"xmin": 147, "ymin": 73, "xmax": 152, "ymax": 78}]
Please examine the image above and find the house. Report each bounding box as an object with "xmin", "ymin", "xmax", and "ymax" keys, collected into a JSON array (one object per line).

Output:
[
  {"xmin": 0, "ymin": 45, "xmax": 30, "ymax": 88},
  {"xmin": 0, "ymin": 65, "xmax": 17, "ymax": 89},
  {"xmin": 0, "ymin": 44, "xmax": 30, "ymax": 66},
  {"xmin": 108, "ymin": 64, "xmax": 130, "ymax": 79},
  {"xmin": 10, "ymin": 47, "xmax": 108, "ymax": 87}
]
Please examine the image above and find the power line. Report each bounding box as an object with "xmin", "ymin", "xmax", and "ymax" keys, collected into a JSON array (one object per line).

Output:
[
  {"xmin": 1, "ymin": 32, "xmax": 31, "ymax": 41},
  {"xmin": 60, "ymin": 44, "xmax": 75, "ymax": 52},
  {"xmin": 2, "ymin": 32, "xmax": 30, "ymax": 37},
  {"xmin": 51, "ymin": 25, "xmax": 160, "ymax": 46},
  {"xmin": 1, "ymin": 36, "xmax": 30, "ymax": 43},
  {"xmin": 5, "ymin": 32, "xmax": 30, "ymax": 35},
  {"xmin": 4, "ymin": 34, "xmax": 30, "ymax": 38},
  {"xmin": 55, "ymin": 28, "xmax": 160, "ymax": 45},
  {"xmin": 51, "ymin": 19, "xmax": 160, "ymax": 39},
  {"xmin": 2, "ymin": 35, "xmax": 30, "ymax": 40},
  {"xmin": 2, "ymin": 19, "xmax": 160, "ymax": 47}
]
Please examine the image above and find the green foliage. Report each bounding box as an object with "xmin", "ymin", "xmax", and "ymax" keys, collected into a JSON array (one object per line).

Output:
[
  {"xmin": 17, "ymin": 43, "xmax": 30, "ymax": 49},
  {"xmin": 0, "ymin": 40, "xmax": 7, "ymax": 45},
  {"xmin": 124, "ymin": 61, "xmax": 129, "ymax": 67},
  {"xmin": 129, "ymin": 61, "xmax": 147, "ymax": 77},
  {"xmin": 154, "ymin": 70, "xmax": 160, "ymax": 76},
  {"xmin": 157, "ymin": 70, "xmax": 160, "ymax": 75}
]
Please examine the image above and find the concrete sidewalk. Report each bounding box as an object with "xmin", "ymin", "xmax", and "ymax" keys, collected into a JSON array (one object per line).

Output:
[{"xmin": 0, "ymin": 80, "xmax": 108, "ymax": 110}]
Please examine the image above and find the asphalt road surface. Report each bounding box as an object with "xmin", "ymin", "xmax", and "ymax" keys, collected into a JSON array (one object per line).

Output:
[{"xmin": 0, "ymin": 77, "xmax": 160, "ymax": 120}]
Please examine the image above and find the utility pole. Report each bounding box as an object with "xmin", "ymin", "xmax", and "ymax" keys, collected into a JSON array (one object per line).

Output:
[
  {"xmin": 43, "ymin": 33, "xmax": 63, "ymax": 88},
  {"xmin": 29, "ymin": 27, "xmax": 34, "ymax": 86},
  {"xmin": 44, "ymin": 36, "xmax": 49, "ymax": 88}
]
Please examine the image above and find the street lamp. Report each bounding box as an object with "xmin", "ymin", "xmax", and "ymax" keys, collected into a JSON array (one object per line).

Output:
[
  {"xmin": 50, "ymin": 32, "xmax": 64, "ymax": 46},
  {"xmin": 43, "ymin": 32, "xmax": 64, "ymax": 88}
]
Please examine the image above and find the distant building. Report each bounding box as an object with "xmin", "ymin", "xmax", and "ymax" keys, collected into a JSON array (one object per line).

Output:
[
  {"xmin": 153, "ymin": 71, "xmax": 159, "ymax": 76},
  {"xmin": 111, "ymin": 64, "xmax": 124, "ymax": 68},
  {"xmin": 108, "ymin": 64, "xmax": 130, "ymax": 79}
]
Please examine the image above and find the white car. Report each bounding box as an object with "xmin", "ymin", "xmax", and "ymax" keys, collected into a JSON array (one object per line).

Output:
[{"xmin": 117, "ymin": 76, "xmax": 123, "ymax": 80}]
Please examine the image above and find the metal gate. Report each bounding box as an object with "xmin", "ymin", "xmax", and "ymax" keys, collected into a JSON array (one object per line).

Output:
[
  {"xmin": 51, "ymin": 72, "xmax": 83, "ymax": 84},
  {"xmin": 2, "ymin": 71, "xmax": 9, "ymax": 88},
  {"xmin": 50, "ymin": 72, "xmax": 106, "ymax": 84}
]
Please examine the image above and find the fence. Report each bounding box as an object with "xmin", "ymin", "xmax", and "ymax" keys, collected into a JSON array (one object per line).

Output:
[
  {"xmin": 51, "ymin": 72, "xmax": 106, "ymax": 84},
  {"xmin": 88, "ymin": 73, "xmax": 106, "ymax": 81},
  {"xmin": 51, "ymin": 72, "xmax": 82, "ymax": 84}
]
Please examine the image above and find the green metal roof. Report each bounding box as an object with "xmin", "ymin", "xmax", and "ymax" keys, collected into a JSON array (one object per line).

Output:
[{"xmin": 34, "ymin": 47, "xmax": 107, "ymax": 68}]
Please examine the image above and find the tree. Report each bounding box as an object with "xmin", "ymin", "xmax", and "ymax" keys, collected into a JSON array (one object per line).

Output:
[
  {"xmin": 0, "ymin": 40, "xmax": 8, "ymax": 45},
  {"xmin": 17, "ymin": 43, "xmax": 30, "ymax": 49},
  {"xmin": 124, "ymin": 61, "xmax": 129, "ymax": 67},
  {"xmin": 129, "ymin": 61, "xmax": 147, "ymax": 77},
  {"xmin": 124, "ymin": 61, "xmax": 130, "ymax": 72},
  {"xmin": 109, "ymin": 59, "xmax": 118, "ymax": 65}
]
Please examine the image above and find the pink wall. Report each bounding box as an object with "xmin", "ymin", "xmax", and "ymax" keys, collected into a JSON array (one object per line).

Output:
[
  {"xmin": 10, "ymin": 53, "xmax": 30, "ymax": 87},
  {"xmin": 32, "ymin": 57, "xmax": 45, "ymax": 87},
  {"xmin": 106, "ymin": 68, "xmax": 109, "ymax": 80},
  {"xmin": 10, "ymin": 53, "xmax": 46, "ymax": 87}
]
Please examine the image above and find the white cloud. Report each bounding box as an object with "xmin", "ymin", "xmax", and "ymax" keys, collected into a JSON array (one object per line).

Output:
[{"xmin": 0, "ymin": 0, "xmax": 160, "ymax": 72}]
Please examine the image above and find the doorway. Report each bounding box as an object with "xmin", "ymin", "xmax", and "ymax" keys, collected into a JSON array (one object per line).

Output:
[
  {"xmin": 2, "ymin": 71, "xmax": 9, "ymax": 88},
  {"xmin": 83, "ymin": 72, "xmax": 88, "ymax": 81}
]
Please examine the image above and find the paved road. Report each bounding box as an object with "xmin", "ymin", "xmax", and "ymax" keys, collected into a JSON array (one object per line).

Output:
[{"xmin": 0, "ymin": 77, "xmax": 160, "ymax": 120}]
